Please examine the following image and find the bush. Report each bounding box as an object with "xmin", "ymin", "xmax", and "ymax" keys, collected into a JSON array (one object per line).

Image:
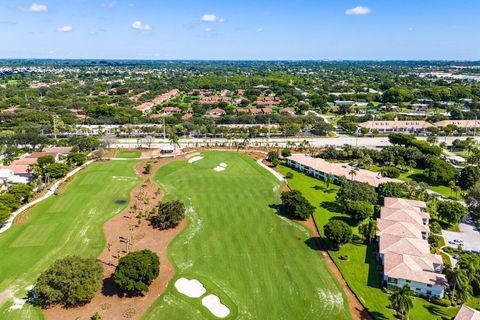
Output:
[
  {"xmin": 0, "ymin": 204, "xmax": 11, "ymax": 227},
  {"xmin": 280, "ymin": 190, "xmax": 315, "ymax": 220},
  {"xmin": 33, "ymin": 256, "xmax": 103, "ymax": 307},
  {"xmin": 150, "ymin": 200, "xmax": 185, "ymax": 230},
  {"xmin": 67, "ymin": 152, "xmax": 87, "ymax": 166},
  {"xmin": 428, "ymin": 234, "xmax": 443, "ymax": 248},
  {"xmin": 380, "ymin": 166, "xmax": 401, "ymax": 178},
  {"xmin": 430, "ymin": 297, "xmax": 451, "ymax": 307},
  {"xmin": 285, "ymin": 172, "xmax": 294, "ymax": 179},
  {"xmin": 429, "ymin": 221, "xmax": 442, "ymax": 234},
  {"xmin": 281, "ymin": 148, "xmax": 292, "ymax": 158},
  {"xmin": 144, "ymin": 163, "xmax": 152, "ymax": 174},
  {"xmin": 267, "ymin": 151, "xmax": 279, "ymax": 162},
  {"xmin": 324, "ymin": 220, "xmax": 353, "ymax": 247},
  {"xmin": 114, "ymin": 249, "xmax": 160, "ymax": 295}
]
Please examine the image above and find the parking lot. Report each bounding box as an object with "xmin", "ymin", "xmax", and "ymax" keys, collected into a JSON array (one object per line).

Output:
[{"xmin": 442, "ymin": 217, "xmax": 480, "ymax": 253}]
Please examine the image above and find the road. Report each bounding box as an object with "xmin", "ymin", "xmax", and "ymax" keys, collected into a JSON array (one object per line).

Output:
[{"xmin": 108, "ymin": 136, "xmax": 480, "ymax": 149}]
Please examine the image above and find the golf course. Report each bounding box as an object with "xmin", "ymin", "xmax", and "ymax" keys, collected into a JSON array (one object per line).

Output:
[
  {"xmin": 142, "ymin": 151, "xmax": 351, "ymax": 320},
  {"xmin": 0, "ymin": 160, "xmax": 139, "ymax": 320}
]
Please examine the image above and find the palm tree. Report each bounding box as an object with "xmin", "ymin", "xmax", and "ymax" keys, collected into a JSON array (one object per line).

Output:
[
  {"xmin": 349, "ymin": 169, "xmax": 357, "ymax": 181},
  {"xmin": 169, "ymin": 133, "xmax": 180, "ymax": 154},
  {"xmin": 324, "ymin": 174, "xmax": 333, "ymax": 189},
  {"xmin": 449, "ymin": 267, "xmax": 468, "ymax": 300},
  {"xmin": 389, "ymin": 285, "xmax": 413, "ymax": 320}
]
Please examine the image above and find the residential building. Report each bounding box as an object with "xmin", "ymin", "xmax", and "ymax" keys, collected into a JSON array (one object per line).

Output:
[
  {"xmin": 434, "ymin": 120, "xmax": 480, "ymax": 131},
  {"xmin": 135, "ymin": 89, "xmax": 180, "ymax": 113},
  {"xmin": 358, "ymin": 120, "xmax": 434, "ymax": 134},
  {"xmin": 286, "ymin": 154, "xmax": 400, "ymax": 187},
  {"xmin": 455, "ymin": 305, "xmax": 480, "ymax": 320},
  {"xmin": 199, "ymin": 96, "xmax": 231, "ymax": 105},
  {"xmin": 207, "ymin": 108, "xmax": 226, "ymax": 118},
  {"xmin": 256, "ymin": 96, "xmax": 281, "ymax": 106},
  {"xmin": 280, "ymin": 107, "xmax": 296, "ymax": 115},
  {"xmin": 377, "ymin": 198, "xmax": 447, "ymax": 298}
]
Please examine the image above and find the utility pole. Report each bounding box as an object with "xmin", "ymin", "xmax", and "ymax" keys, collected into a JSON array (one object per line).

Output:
[{"xmin": 163, "ymin": 117, "xmax": 166, "ymax": 140}]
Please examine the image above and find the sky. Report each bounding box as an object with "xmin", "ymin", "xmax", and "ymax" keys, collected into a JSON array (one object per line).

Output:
[{"xmin": 0, "ymin": 0, "xmax": 479, "ymax": 60}]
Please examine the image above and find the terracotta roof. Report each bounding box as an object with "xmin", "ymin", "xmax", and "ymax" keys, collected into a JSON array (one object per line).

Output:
[
  {"xmin": 377, "ymin": 220, "xmax": 424, "ymax": 239},
  {"xmin": 0, "ymin": 165, "xmax": 31, "ymax": 175},
  {"xmin": 287, "ymin": 154, "xmax": 400, "ymax": 187},
  {"xmin": 384, "ymin": 197, "xmax": 427, "ymax": 209},
  {"xmin": 435, "ymin": 120, "xmax": 480, "ymax": 129},
  {"xmin": 358, "ymin": 120, "xmax": 434, "ymax": 130},
  {"xmin": 455, "ymin": 305, "xmax": 480, "ymax": 320}
]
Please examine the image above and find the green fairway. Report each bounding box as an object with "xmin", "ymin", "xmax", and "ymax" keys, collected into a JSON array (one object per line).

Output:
[
  {"xmin": 279, "ymin": 165, "xmax": 459, "ymax": 320},
  {"xmin": 0, "ymin": 160, "xmax": 139, "ymax": 320},
  {"xmin": 116, "ymin": 150, "xmax": 141, "ymax": 158},
  {"xmin": 143, "ymin": 151, "xmax": 351, "ymax": 320}
]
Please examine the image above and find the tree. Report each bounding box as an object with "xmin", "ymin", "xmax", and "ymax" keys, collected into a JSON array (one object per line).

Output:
[
  {"xmin": 359, "ymin": 219, "xmax": 377, "ymax": 244},
  {"xmin": 380, "ymin": 166, "xmax": 401, "ymax": 179},
  {"xmin": 267, "ymin": 150, "xmax": 279, "ymax": 163},
  {"xmin": 7, "ymin": 184, "xmax": 33, "ymax": 203},
  {"xmin": 323, "ymin": 220, "xmax": 352, "ymax": 247},
  {"xmin": 144, "ymin": 163, "xmax": 152, "ymax": 174},
  {"xmin": 0, "ymin": 194, "xmax": 21, "ymax": 211},
  {"xmin": 280, "ymin": 190, "xmax": 315, "ymax": 220},
  {"xmin": 37, "ymin": 155, "xmax": 55, "ymax": 168},
  {"xmin": 0, "ymin": 203, "xmax": 11, "ymax": 227},
  {"xmin": 69, "ymin": 136, "xmax": 103, "ymax": 152},
  {"xmin": 423, "ymin": 156, "xmax": 459, "ymax": 185},
  {"xmin": 44, "ymin": 162, "xmax": 71, "ymax": 179},
  {"xmin": 459, "ymin": 166, "xmax": 480, "ymax": 190},
  {"xmin": 337, "ymin": 180, "xmax": 378, "ymax": 206},
  {"xmin": 448, "ymin": 267, "xmax": 469, "ymax": 302},
  {"xmin": 150, "ymin": 200, "xmax": 185, "ymax": 230},
  {"xmin": 436, "ymin": 200, "xmax": 467, "ymax": 225},
  {"xmin": 66, "ymin": 152, "xmax": 87, "ymax": 166},
  {"xmin": 348, "ymin": 169, "xmax": 357, "ymax": 181},
  {"xmin": 114, "ymin": 249, "xmax": 160, "ymax": 295},
  {"xmin": 33, "ymin": 256, "xmax": 103, "ymax": 307},
  {"xmin": 377, "ymin": 182, "xmax": 404, "ymax": 199},
  {"xmin": 344, "ymin": 200, "xmax": 374, "ymax": 222},
  {"xmin": 466, "ymin": 182, "xmax": 480, "ymax": 222},
  {"xmin": 389, "ymin": 285, "xmax": 413, "ymax": 320}
]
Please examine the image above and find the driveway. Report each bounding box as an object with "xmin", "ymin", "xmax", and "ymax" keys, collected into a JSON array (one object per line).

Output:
[{"xmin": 442, "ymin": 216, "xmax": 480, "ymax": 253}]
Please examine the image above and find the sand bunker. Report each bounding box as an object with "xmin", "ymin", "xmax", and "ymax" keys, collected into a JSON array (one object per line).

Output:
[
  {"xmin": 9, "ymin": 298, "xmax": 26, "ymax": 311},
  {"xmin": 202, "ymin": 294, "xmax": 230, "ymax": 318},
  {"xmin": 188, "ymin": 156, "xmax": 204, "ymax": 164},
  {"xmin": 174, "ymin": 278, "xmax": 206, "ymax": 298},
  {"xmin": 213, "ymin": 163, "xmax": 228, "ymax": 172}
]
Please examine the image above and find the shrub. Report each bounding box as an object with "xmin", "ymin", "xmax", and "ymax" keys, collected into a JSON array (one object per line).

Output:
[
  {"xmin": 33, "ymin": 256, "xmax": 103, "ymax": 307},
  {"xmin": 429, "ymin": 221, "xmax": 442, "ymax": 234},
  {"xmin": 430, "ymin": 297, "xmax": 451, "ymax": 307},
  {"xmin": 67, "ymin": 152, "xmax": 87, "ymax": 166},
  {"xmin": 324, "ymin": 220, "xmax": 352, "ymax": 247},
  {"xmin": 428, "ymin": 234, "xmax": 443, "ymax": 248},
  {"xmin": 267, "ymin": 151, "xmax": 279, "ymax": 163},
  {"xmin": 144, "ymin": 163, "xmax": 152, "ymax": 174},
  {"xmin": 280, "ymin": 190, "xmax": 315, "ymax": 220},
  {"xmin": 380, "ymin": 166, "xmax": 401, "ymax": 178},
  {"xmin": 114, "ymin": 249, "xmax": 160, "ymax": 295},
  {"xmin": 285, "ymin": 172, "xmax": 294, "ymax": 179},
  {"xmin": 150, "ymin": 200, "xmax": 185, "ymax": 230},
  {"xmin": 281, "ymin": 148, "xmax": 292, "ymax": 158}
]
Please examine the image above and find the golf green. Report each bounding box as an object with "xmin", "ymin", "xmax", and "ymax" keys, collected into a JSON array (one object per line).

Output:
[
  {"xmin": 142, "ymin": 151, "xmax": 351, "ymax": 320},
  {"xmin": 0, "ymin": 160, "xmax": 139, "ymax": 320}
]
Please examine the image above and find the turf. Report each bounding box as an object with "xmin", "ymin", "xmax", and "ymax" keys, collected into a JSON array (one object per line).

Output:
[
  {"xmin": 0, "ymin": 160, "xmax": 139, "ymax": 320},
  {"xmin": 116, "ymin": 150, "xmax": 141, "ymax": 158},
  {"xmin": 142, "ymin": 151, "xmax": 351, "ymax": 320},
  {"xmin": 278, "ymin": 164, "xmax": 460, "ymax": 320}
]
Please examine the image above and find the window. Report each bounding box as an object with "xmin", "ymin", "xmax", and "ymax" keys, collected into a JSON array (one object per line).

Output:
[
  {"xmin": 406, "ymin": 280, "xmax": 411, "ymax": 283},
  {"xmin": 416, "ymin": 288, "xmax": 421, "ymax": 291},
  {"xmin": 427, "ymin": 284, "xmax": 432, "ymax": 287},
  {"xmin": 426, "ymin": 290, "xmax": 432, "ymax": 295}
]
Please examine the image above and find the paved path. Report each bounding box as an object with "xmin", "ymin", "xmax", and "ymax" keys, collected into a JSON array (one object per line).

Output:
[
  {"xmin": 256, "ymin": 159, "xmax": 285, "ymax": 181},
  {"xmin": 0, "ymin": 160, "xmax": 95, "ymax": 234}
]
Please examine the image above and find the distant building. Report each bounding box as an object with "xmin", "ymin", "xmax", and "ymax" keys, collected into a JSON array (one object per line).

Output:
[
  {"xmin": 280, "ymin": 107, "xmax": 296, "ymax": 115},
  {"xmin": 455, "ymin": 305, "xmax": 480, "ymax": 320},
  {"xmin": 199, "ymin": 96, "xmax": 231, "ymax": 105},
  {"xmin": 358, "ymin": 120, "xmax": 434, "ymax": 134},
  {"xmin": 256, "ymin": 96, "xmax": 281, "ymax": 106},
  {"xmin": 135, "ymin": 89, "xmax": 180, "ymax": 113},
  {"xmin": 207, "ymin": 108, "xmax": 226, "ymax": 118},
  {"xmin": 434, "ymin": 120, "xmax": 480, "ymax": 130}
]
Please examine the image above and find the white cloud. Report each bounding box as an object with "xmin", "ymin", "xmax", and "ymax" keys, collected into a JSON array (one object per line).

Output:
[
  {"xmin": 27, "ymin": 3, "xmax": 48, "ymax": 12},
  {"xmin": 345, "ymin": 6, "xmax": 371, "ymax": 15},
  {"xmin": 257, "ymin": 27, "xmax": 263, "ymax": 32},
  {"xmin": 201, "ymin": 14, "xmax": 224, "ymax": 23},
  {"xmin": 56, "ymin": 25, "xmax": 73, "ymax": 32},
  {"xmin": 204, "ymin": 27, "xmax": 212, "ymax": 32},
  {"xmin": 131, "ymin": 21, "xmax": 152, "ymax": 30},
  {"xmin": 102, "ymin": 1, "xmax": 116, "ymax": 9}
]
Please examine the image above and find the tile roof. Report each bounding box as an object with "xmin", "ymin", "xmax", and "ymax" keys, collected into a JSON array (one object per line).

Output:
[{"xmin": 455, "ymin": 305, "xmax": 480, "ymax": 320}]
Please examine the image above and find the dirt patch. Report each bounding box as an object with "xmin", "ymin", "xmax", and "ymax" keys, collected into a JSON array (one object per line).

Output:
[
  {"xmin": 299, "ymin": 217, "xmax": 373, "ymax": 320},
  {"xmin": 45, "ymin": 157, "xmax": 186, "ymax": 320}
]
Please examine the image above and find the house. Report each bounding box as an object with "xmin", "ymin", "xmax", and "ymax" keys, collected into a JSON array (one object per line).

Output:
[
  {"xmin": 135, "ymin": 89, "xmax": 180, "ymax": 113},
  {"xmin": 455, "ymin": 305, "xmax": 480, "ymax": 320},
  {"xmin": 358, "ymin": 120, "xmax": 434, "ymax": 134},
  {"xmin": 0, "ymin": 165, "xmax": 32, "ymax": 184},
  {"xmin": 161, "ymin": 107, "xmax": 182, "ymax": 115},
  {"xmin": 235, "ymin": 108, "xmax": 250, "ymax": 114},
  {"xmin": 434, "ymin": 120, "xmax": 480, "ymax": 131},
  {"xmin": 286, "ymin": 154, "xmax": 400, "ymax": 187},
  {"xmin": 256, "ymin": 97, "xmax": 281, "ymax": 106},
  {"xmin": 280, "ymin": 107, "xmax": 296, "ymax": 115},
  {"xmin": 249, "ymin": 108, "xmax": 273, "ymax": 115},
  {"xmin": 377, "ymin": 198, "xmax": 447, "ymax": 298},
  {"xmin": 199, "ymin": 96, "xmax": 231, "ymax": 105},
  {"xmin": 207, "ymin": 108, "xmax": 226, "ymax": 118}
]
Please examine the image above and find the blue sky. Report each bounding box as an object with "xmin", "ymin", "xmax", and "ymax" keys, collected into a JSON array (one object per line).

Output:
[{"xmin": 0, "ymin": 0, "xmax": 479, "ymax": 60}]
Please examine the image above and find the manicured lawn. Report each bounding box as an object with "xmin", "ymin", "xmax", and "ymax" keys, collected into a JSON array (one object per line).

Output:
[
  {"xmin": 116, "ymin": 150, "xmax": 141, "ymax": 158},
  {"xmin": 0, "ymin": 161, "xmax": 139, "ymax": 320},
  {"xmin": 279, "ymin": 165, "xmax": 460, "ymax": 320},
  {"xmin": 143, "ymin": 151, "xmax": 351, "ymax": 320}
]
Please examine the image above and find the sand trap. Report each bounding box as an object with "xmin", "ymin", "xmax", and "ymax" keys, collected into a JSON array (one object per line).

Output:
[
  {"xmin": 174, "ymin": 278, "xmax": 206, "ymax": 298},
  {"xmin": 202, "ymin": 294, "xmax": 230, "ymax": 318},
  {"xmin": 219, "ymin": 163, "xmax": 228, "ymax": 168},
  {"xmin": 188, "ymin": 156, "xmax": 204, "ymax": 164},
  {"xmin": 213, "ymin": 166, "xmax": 226, "ymax": 172},
  {"xmin": 9, "ymin": 298, "xmax": 26, "ymax": 311}
]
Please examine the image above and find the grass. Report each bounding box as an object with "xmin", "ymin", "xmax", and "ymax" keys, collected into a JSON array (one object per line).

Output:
[
  {"xmin": 142, "ymin": 151, "xmax": 351, "ymax": 320},
  {"xmin": 278, "ymin": 164, "xmax": 460, "ymax": 320},
  {"xmin": 116, "ymin": 150, "xmax": 141, "ymax": 158},
  {"xmin": 0, "ymin": 160, "xmax": 140, "ymax": 320}
]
